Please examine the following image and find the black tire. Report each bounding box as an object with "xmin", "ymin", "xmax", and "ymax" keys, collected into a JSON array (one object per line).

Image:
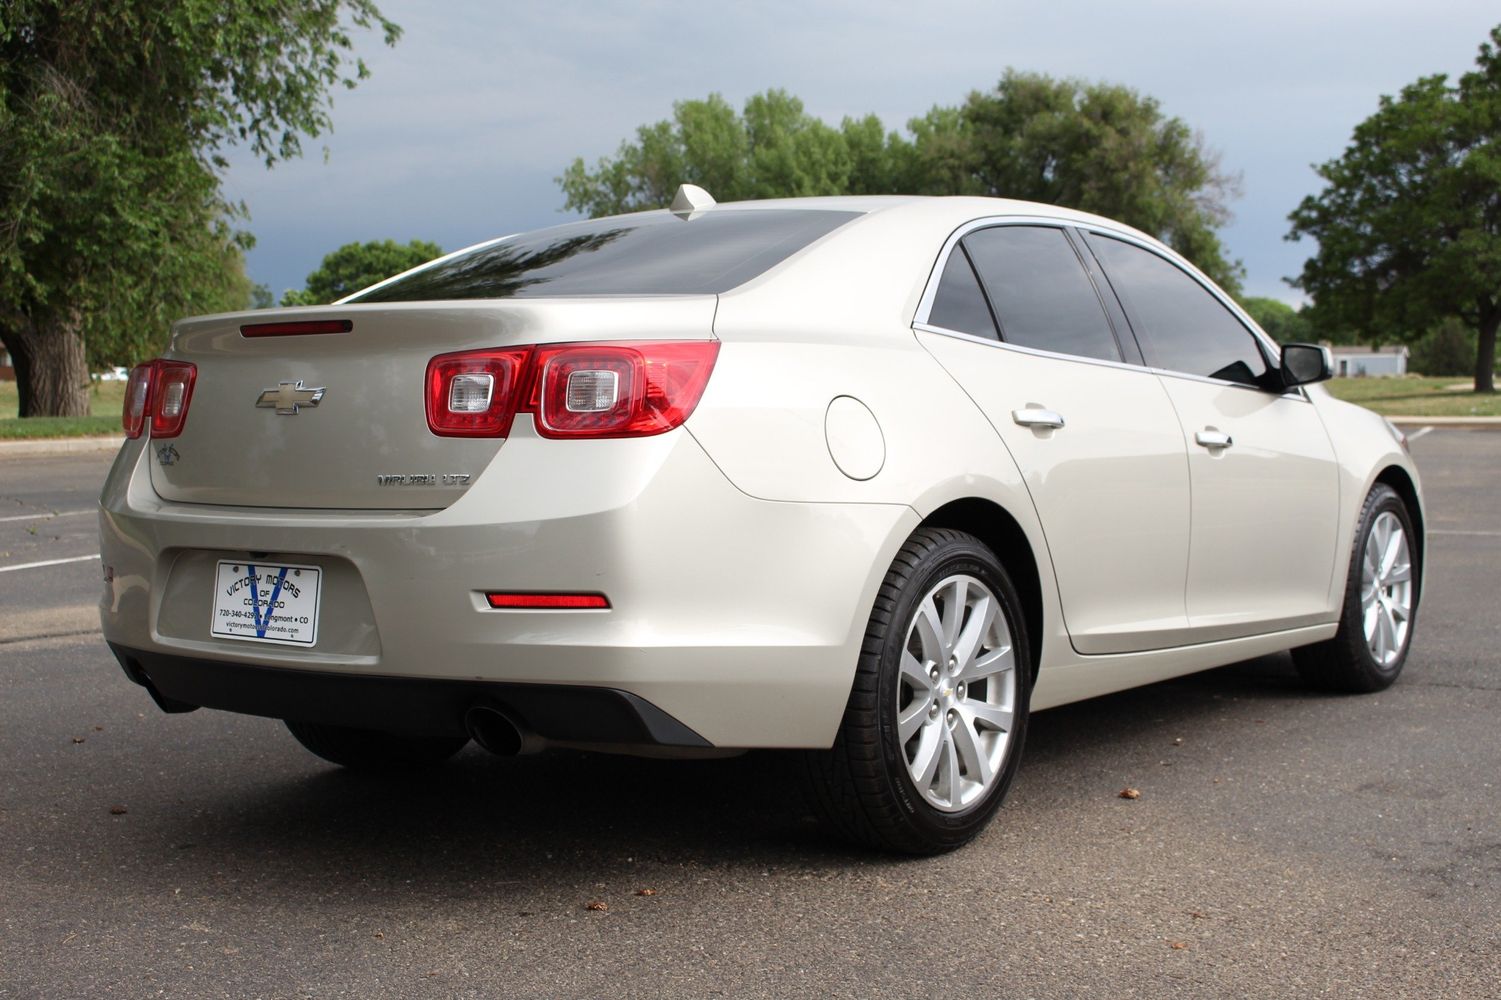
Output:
[
  {"xmin": 284, "ymin": 720, "xmax": 470, "ymax": 770},
  {"xmin": 1293, "ymin": 483, "xmax": 1419, "ymax": 693},
  {"xmin": 804, "ymin": 527, "xmax": 1032, "ymax": 855}
]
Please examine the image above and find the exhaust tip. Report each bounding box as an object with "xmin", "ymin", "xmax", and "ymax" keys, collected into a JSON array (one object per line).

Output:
[{"xmin": 464, "ymin": 705, "xmax": 527, "ymax": 756}]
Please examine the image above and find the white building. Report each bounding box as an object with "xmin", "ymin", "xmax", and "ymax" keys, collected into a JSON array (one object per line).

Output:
[{"xmin": 1329, "ymin": 345, "xmax": 1409, "ymax": 377}]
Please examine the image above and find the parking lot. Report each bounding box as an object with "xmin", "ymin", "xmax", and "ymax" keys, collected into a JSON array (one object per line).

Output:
[{"xmin": 2, "ymin": 428, "xmax": 1498, "ymax": 998}]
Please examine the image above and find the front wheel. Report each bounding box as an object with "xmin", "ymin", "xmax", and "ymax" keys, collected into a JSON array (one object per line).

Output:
[
  {"xmin": 285, "ymin": 720, "xmax": 470, "ymax": 770},
  {"xmin": 805, "ymin": 527, "xmax": 1031, "ymax": 854},
  {"xmin": 1293, "ymin": 483, "xmax": 1419, "ymax": 692}
]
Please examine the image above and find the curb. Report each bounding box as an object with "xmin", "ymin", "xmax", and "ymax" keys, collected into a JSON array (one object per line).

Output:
[{"xmin": 0, "ymin": 436, "xmax": 123, "ymax": 458}]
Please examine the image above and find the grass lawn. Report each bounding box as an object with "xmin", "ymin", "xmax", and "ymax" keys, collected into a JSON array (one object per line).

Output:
[
  {"xmin": 1322, "ymin": 375, "xmax": 1501, "ymax": 417},
  {"xmin": 0, "ymin": 380, "xmax": 124, "ymax": 439}
]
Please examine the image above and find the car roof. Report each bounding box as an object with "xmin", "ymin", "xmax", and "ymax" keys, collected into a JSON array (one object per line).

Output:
[{"xmin": 695, "ymin": 194, "xmax": 1161, "ymax": 248}]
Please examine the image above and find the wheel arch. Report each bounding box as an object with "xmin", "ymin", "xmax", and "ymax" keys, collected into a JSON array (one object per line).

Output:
[{"xmin": 918, "ymin": 497, "xmax": 1045, "ymax": 684}]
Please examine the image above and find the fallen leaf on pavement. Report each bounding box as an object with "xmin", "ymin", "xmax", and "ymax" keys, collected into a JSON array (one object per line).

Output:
[
  {"xmin": 635, "ymin": 888, "xmax": 657, "ymax": 897},
  {"xmin": 1119, "ymin": 788, "xmax": 1141, "ymax": 800},
  {"xmin": 585, "ymin": 901, "xmax": 608, "ymax": 912},
  {"xmin": 108, "ymin": 805, "xmax": 127, "ymax": 815},
  {"xmin": 1167, "ymin": 940, "xmax": 1188, "ymax": 950}
]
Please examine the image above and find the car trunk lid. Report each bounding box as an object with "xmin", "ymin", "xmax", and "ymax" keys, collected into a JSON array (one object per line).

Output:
[{"xmin": 147, "ymin": 297, "xmax": 717, "ymax": 509}]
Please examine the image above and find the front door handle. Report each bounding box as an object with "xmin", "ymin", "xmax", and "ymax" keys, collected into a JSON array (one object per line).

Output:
[
  {"xmin": 1012, "ymin": 406, "xmax": 1065, "ymax": 429},
  {"xmin": 1194, "ymin": 428, "xmax": 1233, "ymax": 449}
]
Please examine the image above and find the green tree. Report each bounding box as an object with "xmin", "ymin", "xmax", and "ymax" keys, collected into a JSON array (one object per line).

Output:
[
  {"xmin": 949, "ymin": 71, "xmax": 1244, "ymax": 292},
  {"xmin": 1410, "ymin": 318, "xmax": 1476, "ymax": 376},
  {"xmin": 1288, "ymin": 25, "xmax": 1501, "ymax": 393},
  {"xmin": 0, "ymin": 2, "xmax": 399, "ymax": 417},
  {"xmin": 282, "ymin": 239, "xmax": 443, "ymax": 306},
  {"xmin": 1240, "ymin": 296, "xmax": 1313, "ymax": 344},
  {"xmin": 557, "ymin": 90, "xmax": 907, "ymax": 216},
  {"xmin": 558, "ymin": 74, "xmax": 1243, "ymax": 293}
]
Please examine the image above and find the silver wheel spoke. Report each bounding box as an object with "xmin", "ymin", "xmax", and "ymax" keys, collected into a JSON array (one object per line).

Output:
[
  {"xmin": 937, "ymin": 730, "xmax": 960, "ymax": 804},
  {"xmin": 914, "ymin": 597, "xmax": 944, "ymax": 662},
  {"xmin": 965, "ymin": 701, "xmax": 1013, "ymax": 733},
  {"xmin": 940, "ymin": 579, "xmax": 965, "ymax": 649},
  {"xmin": 910, "ymin": 723, "xmax": 943, "ymax": 788},
  {"xmin": 951, "ymin": 593, "xmax": 994, "ymax": 669},
  {"xmin": 900, "ymin": 650, "xmax": 934, "ymax": 694},
  {"xmin": 959, "ymin": 643, "xmax": 1013, "ymax": 683},
  {"xmin": 898, "ymin": 697, "xmax": 930, "ymax": 743},
  {"xmin": 952, "ymin": 719, "xmax": 992, "ymax": 788}
]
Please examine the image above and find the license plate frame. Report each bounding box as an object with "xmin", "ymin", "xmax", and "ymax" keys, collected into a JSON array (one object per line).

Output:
[{"xmin": 211, "ymin": 560, "xmax": 322, "ymax": 647}]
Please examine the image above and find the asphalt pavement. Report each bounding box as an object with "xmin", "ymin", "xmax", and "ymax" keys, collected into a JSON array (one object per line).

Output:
[{"xmin": 1, "ymin": 430, "xmax": 1498, "ymax": 998}]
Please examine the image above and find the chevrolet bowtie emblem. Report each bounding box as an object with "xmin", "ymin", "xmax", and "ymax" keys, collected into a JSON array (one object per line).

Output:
[{"xmin": 256, "ymin": 380, "xmax": 326, "ymax": 415}]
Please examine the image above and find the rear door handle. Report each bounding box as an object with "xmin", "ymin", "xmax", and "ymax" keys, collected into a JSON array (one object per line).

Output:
[
  {"xmin": 1194, "ymin": 429, "xmax": 1233, "ymax": 449},
  {"xmin": 1012, "ymin": 406, "xmax": 1065, "ymax": 429}
]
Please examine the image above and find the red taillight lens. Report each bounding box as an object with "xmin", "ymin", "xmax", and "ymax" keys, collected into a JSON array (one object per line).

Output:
[
  {"xmin": 150, "ymin": 361, "xmax": 196, "ymax": 438},
  {"xmin": 425, "ymin": 348, "xmax": 532, "ymax": 437},
  {"xmin": 424, "ymin": 341, "xmax": 719, "ymax": 439},
  {"xmin": 484, "ymin": 592, "xmax": 610, "ymax": 609},
  {"xmin": 122, "ymin": 363, "xmax": 155, "ymax": 439},
  {"xmin": 531, "ymin": 340, "xmax": 720, "ymax": 438}
]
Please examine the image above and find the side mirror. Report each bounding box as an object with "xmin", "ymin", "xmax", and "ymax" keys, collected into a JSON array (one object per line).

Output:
[{"xmin": 1280, "ymin": 343, "xmax": 1333, "ymax": 388}]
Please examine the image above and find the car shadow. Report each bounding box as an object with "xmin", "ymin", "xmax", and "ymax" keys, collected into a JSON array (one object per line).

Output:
[{"xmin": 110, "ymin": 651, "xmax": 1327, "ymax": 894}]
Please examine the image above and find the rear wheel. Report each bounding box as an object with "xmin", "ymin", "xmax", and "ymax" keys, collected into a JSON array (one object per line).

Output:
[
  {"xmin": 284, "ymin": 720, "xmax": 470, "ymax": 770},
  {"xmin": 805, "ymin": 527, "xmax": 1031, "ymax": 854},
  {"xmin": 1293, "ymin": 483, "xmax": 1418, "ymax": 692}
]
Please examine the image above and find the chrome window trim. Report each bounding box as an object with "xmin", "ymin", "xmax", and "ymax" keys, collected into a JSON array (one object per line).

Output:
[{"xmin": 914, "ymin": 322, "xmax": 1155, "ymax": 378}]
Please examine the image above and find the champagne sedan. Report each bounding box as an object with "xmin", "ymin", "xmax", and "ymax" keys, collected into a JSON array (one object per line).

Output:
[{"xmin": 99, "ymin": 187, "xmax": 1424, "ymax": 853}]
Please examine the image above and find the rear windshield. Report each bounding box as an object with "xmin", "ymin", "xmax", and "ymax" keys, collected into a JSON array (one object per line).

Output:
[{"xmin": 347, "ymin": 208, "xmax": 861, "ymax": 302}]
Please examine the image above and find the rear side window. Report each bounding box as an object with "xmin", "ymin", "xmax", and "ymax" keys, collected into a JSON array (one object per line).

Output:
[
  {"xmin": 348, "ymin": 209, "xmax": 861, "ymax": 302},
  {"xmin": 927, "ymin": 247, "xmax": 998, "ymax": 340},
  {"xmin": 961, "ymin": 226, "xmax": 1122, "ymax": 363},
  {"xmin": 1088, "ymin": 235, "xmax": 1271, "ymax": 386}
]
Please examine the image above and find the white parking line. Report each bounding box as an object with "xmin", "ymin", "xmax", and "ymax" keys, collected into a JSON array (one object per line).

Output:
[
  {"xmin": 1406, "ymin": 426, "xmax": 1434, "ymax": 442},
  {"xmin": 0, "ymin": 553, "xmax": 100, "ymax": 574},
  {"xmin": 0, "ymin": 509, "xmax": 93, "ymax": 524}
]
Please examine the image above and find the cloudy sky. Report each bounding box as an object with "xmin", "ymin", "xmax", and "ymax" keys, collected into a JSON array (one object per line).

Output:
[{"xmin": 222, "ymin": 1, "xmax": 1500, "ymax": 305}]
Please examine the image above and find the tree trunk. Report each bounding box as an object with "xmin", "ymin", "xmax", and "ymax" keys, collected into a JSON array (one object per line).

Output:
[
  {"xmin": 0, "ymin": 314, "xmax": 91, "ymax": 417},
  {"xmin": 1476, "ymin": 309, "xmax": 1498, "ymax": 394}
]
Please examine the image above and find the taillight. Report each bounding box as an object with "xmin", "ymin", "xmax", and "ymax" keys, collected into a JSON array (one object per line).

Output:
[
  {"xmin": 122, "ymin": 363, "xmax": 155, "ymax": 439},
  {"xmin": 425, "ymin": 348, "xmax": 532, "ymax": 437},
  {"xmin": 531, "ymin": 341, "xmax": 719, "ymax": 438},
  {"xmin": 122, "ymin": 359, "xmax": 197, "ymax": 439},
  {"xmin": 150, "ymin": 361, "xmax": 196, "ymax": 438},
  {"xmin": 424, "ymin": 341, "xmax": 719, "ymax": 439}
]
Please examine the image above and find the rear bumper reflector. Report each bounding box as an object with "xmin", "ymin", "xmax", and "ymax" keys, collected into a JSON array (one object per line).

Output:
[{"xmin": 484, "ymin": 592, "xmax": 610, "ymax": 609}]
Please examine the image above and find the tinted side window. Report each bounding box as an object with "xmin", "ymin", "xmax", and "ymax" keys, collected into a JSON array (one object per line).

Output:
[
  {"xmin": 961, "ymin": 226, "xmax": 1122, "ymax": 362},
  {"xmin": 1088, "ymin": 236, "xmax": 1271, "ymax": 386},
  {"xmin": 927, "ymin": 247, "xmax": 998, "ymax": 340}
]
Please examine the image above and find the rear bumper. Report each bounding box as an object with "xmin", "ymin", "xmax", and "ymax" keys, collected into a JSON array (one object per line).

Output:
[
  {"xmin": 97, "ymin": 422, "xmax": 918, "ymax": 748},
  {"xmin": 108, "ymin": 642, "xmax": 710, "ymax": 747}
]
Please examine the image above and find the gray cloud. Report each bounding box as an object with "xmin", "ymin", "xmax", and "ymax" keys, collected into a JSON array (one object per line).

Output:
[{"xmin": 222, "ymin": 0, "xmax": 1500, "ymax": 305}]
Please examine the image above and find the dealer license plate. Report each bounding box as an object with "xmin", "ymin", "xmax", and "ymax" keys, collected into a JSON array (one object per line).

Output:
[{"xmin": 211, "ymin": 560, "xmax": 321, "ymax": 646}]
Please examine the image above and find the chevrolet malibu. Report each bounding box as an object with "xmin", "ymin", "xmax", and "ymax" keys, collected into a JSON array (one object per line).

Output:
[{"xmin": 99, "ymin": 188, "xmax": 1424, "ymax": 854}]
